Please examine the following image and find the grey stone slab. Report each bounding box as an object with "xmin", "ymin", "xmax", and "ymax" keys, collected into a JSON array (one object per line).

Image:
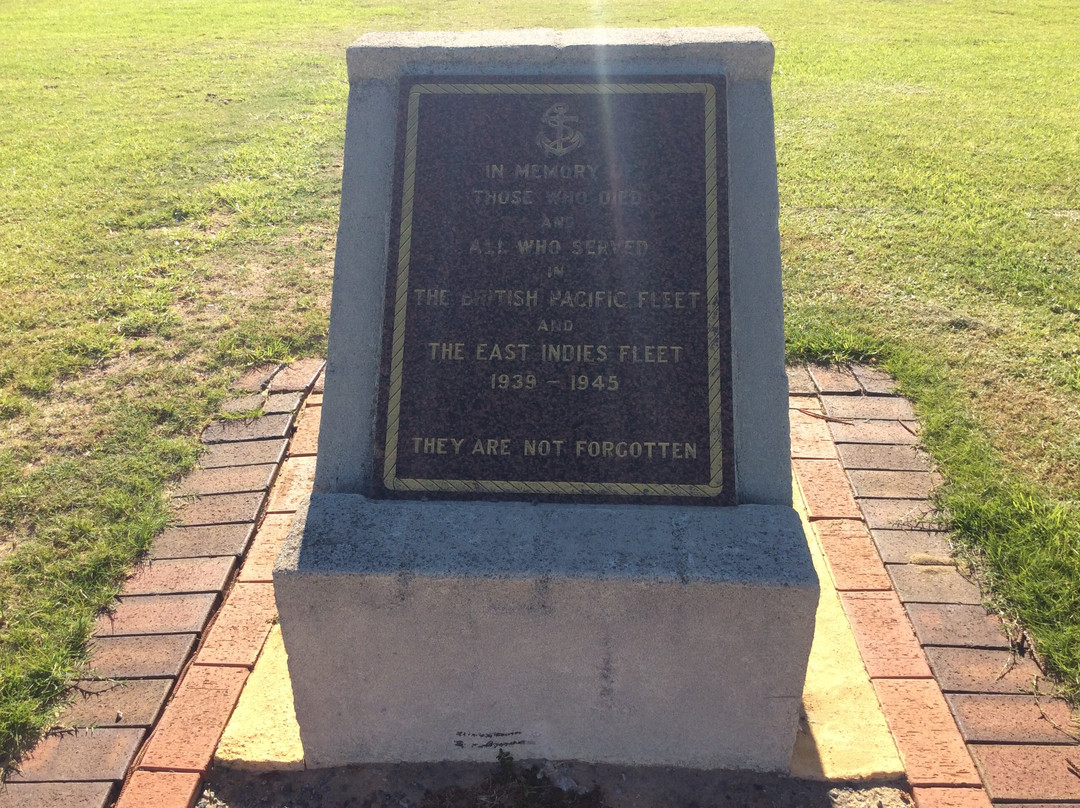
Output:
[
  {"xmin": 150, "ymin": 524, "xmax": 255, "ymax": 560},
  {"xmin": 315, "ymin": 28, "xmax": 791, "ymax": 509},
  {"xmin": 887, "ymin": 563, "xmax": 983, "ymax": 604},
  {"xmin": 348, "ymin": 27, "xmax": 775, "ymax": 82},
  {"xmin": 197, "ymin": 439, "xmax": 287, "ymax": 469},
  {"xmin": 201, "ymin": 414, "xmax": 294, "ymax": 444},
  {"xmin": 284, "ymin": 26, "xmax": 810, "ymax": 773},
  {"xmin": 283, "ymin": 495, "xmax": 816, "ymax": 586}
]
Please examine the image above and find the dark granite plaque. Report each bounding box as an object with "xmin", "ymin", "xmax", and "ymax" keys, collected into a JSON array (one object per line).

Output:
[{"xmin": 374, "ymin": 77, "xmax": 733, "ymax": 503}]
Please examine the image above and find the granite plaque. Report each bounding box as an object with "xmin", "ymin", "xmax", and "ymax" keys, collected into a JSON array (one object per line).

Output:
[{"xmin": 375, "ymin": 77, "xmax": 733, "ymax": 503}]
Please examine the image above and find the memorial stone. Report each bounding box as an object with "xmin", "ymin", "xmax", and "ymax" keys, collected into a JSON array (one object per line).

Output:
[{"xmin": 275, "ymin": 27, "xmax": 818, "ymax": 772}]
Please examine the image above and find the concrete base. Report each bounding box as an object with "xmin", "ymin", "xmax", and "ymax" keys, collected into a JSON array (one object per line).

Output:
[{"xmin": 274, "ymin": 494, "xmax": 818, "ymax": 771}]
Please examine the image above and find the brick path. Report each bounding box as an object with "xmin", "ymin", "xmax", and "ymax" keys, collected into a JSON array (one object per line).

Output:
[
  {"xmin": 2, "ymin": 360, "xmax": 1078, "ymax": 807},
  {"xmin": 790, "ymin": 364, "xmax": 1080, "ymax": 808}
]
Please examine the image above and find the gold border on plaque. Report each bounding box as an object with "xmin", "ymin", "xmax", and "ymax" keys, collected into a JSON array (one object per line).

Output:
[{"xmin": 383, "ymin": 81, "xmax": 725, "ymax": 498}]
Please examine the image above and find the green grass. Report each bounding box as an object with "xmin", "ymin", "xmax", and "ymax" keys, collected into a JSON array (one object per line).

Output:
[{"xmin": 1, "ymin": 0, "xmax": 1078, "ymax": 767}]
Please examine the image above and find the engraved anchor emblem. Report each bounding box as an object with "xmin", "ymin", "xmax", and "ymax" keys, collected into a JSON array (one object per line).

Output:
[{"xmin": 537, "ymin": 102, "xmax": 584, "ymax": 157}]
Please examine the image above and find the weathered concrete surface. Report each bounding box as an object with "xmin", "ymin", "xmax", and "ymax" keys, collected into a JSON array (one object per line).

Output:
[{"xmin": 276, "ymin": 495, "xmax": 817, "ymax": 770}]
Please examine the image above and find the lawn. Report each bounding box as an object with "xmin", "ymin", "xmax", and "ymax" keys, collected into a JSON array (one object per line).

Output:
[{"xmin": 1, "ymin": 0, "xmax": 1077, "ymax": 766}]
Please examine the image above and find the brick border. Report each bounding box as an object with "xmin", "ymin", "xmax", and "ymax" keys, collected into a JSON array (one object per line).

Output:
[
  {"xmin": 0, "ymin": 360, "xmax": 323, "ymax": 808},
  {"xmin": 791, "ymin": 364, "xmax": 1080, "ymax": 807},
  {"xmin": 8, "ymin": 361, "xmax": 1078, "ymax": 807}
]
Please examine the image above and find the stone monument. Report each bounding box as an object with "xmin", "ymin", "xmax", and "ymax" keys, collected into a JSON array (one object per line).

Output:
[{"xmin": 275, "ymin": 27, "xmax": 818, "ymax": 772}]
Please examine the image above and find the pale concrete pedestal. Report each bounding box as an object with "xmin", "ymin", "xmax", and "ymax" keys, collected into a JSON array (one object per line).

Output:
[{"xmin": 275, "ymin": 495, "xmax": 817, "ymax": 770}]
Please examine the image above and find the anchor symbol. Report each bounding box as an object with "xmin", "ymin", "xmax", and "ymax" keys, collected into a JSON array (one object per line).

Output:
[{"xmin": 537, "ymin": 103, "xmax": 584, "ymax": 157}]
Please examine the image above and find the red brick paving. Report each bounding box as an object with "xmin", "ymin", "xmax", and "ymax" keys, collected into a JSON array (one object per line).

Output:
[
  {"xmin": 122, "ymin": 557, "xmax": 235, "ymax": 596},
  {"xmin": 59, "ymin": 680, "xmax": 172, "ymax": 729},
  {"xmin": 839, "ymin": 591, "xmax": 933, "ymax": 679},
  {"xmin": 850, "ymin": 364, "xmax": 897, "ymax": 396},
  {"xmin": 887, "ymin": 564, "xmax": 982, "ymax": 605},
  {"xmin": 848, "ymin": 469, "xmax": 937, "ymax": 499},
  {"xmin": 172, "ymin": 490, "xmax": 267, "ymax": 527},
  {"xmin": 925, "ymin": 647, "xmax": 1051, "ymax": 694},
  {"xmin": 873, "ymin": 679, "xmax": 982, "ymax": 787},
  {"xmin": 905, "ymin": 604, "xmax": 1011, "ymax": 650},
  {"xmin": 946, "ymin": 693, "xmax": 1079, "ymax": 743},
  {"xmin": 173, "ymin": 464, "xmax": 277, "ymax": 497},
  {"xmin": 16, "ymin": 363, "xmax": 1074, "ymax": 806},
  {"xmin": 219, "ymin": 393, "xmax": 264, "ymax": 414},
  {"xmin": 265, "ymin": 456, "xmax": 316, "ymax": 513},
  {"xmin": 194, "ymin": 583, "xmax": 277, "ymax": 668},
  {"xmin": 837, "ymin": 442, "xmax": 931, "ymax": 471},
  {"xmin": 0, "ymin": 782, "xmax": 116, "ymax": 808},
  {"xmin": 910, "ymin": 787, "xmax": 992, "ymax": 808},
  {"xmin": 230, "ymin": 364, "xmax": 281, "ymax": 393},
  {"xmin": 264, "ymin": 391, "xmax": 304, "ymax": 414},
  {"xmin": 138, "ymin": 665, "xmax": 249, "ymax": 773},
  {"xmin": 200, "ymin": 414, "xmax": 294, "ymax": 444},
  {"xmin": 789, "ymin": 408, "xmax": 838, "ymax": 460},
  {"xmin": 969, "ymin": 744, "xmax": 1080, "ymax": 802},
  {"xmin": 786, "ymin": 365, "xmax": 816, "ymax": 395},
  {"xmin": 114, "ymin": 770, "xmax": 202, "ymax": 808},
  {"xmin": 792, "ymin": 458, "xmax": 862, "ymax": 519},
  {"xmin": 808, "ymin": 364, "xmax": 862, "ymax": 394},
  {"xmin": 268, "ymin": 358, "xmax": 325, "ymax": 393},
  {"xmin": 94, "ymin": 594, "xmax": 217, "ymax": 637},
  {"xmin": 6, "ymin": 729, "xmax": 145, "ymax": 783},
  {"xmin": 870, "ymin": 529, "xmax": 952, "ymax": 564},
  {"xmin": 237, "ymin": 513, "xmax": 292, "ymax": 583},
  {"xmin": 821, "ymin": 394, "xmax": 916, "ymax": 421},
  {"xmin": 829, "ymin": 419, "xmax": 920, "ymax": 445},
  {"xmin": 859, "ymin": 497, "xmax": 940, "ymax": 530},
  {"xmin": 288, "ymin": 408, "xmax": 321, "ymax": 456},
  {"xmin": 196, "ymin": 438, "xmax": 287, "ymax": 469},
  {"xmin": 148, "ymin": 524, "xmax": 254, "ymax": 561},
  {"xmin": 813, "ymin": 519, "xmax": 892, "ymax": 591},
  {"xmin": 86, "ymin": 635, "xmax": 196, "ymax": 680}
]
